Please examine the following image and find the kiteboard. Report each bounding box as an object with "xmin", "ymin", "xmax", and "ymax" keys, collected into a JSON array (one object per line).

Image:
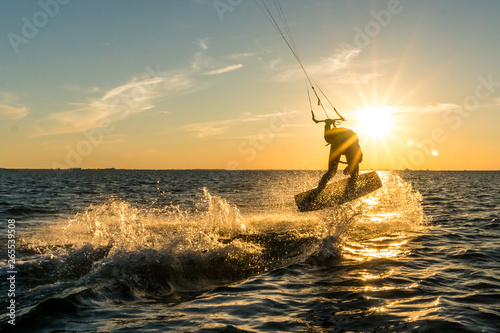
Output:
[{"xmin": 295, "ymin": 171, "xmax": 382, "ymax": 212}]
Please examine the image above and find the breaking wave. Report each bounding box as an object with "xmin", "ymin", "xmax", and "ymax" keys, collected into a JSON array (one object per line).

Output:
[{"xmin": 2, "ymin": 172, "xmax": 424, "ymax": 330}]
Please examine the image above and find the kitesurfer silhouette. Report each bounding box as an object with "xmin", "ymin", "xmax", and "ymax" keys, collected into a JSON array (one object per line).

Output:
[{"xmin": 312, "ymin": 111, "xmax": 363, "ymax": 193}]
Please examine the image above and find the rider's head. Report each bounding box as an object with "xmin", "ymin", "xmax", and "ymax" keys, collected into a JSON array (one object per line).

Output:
[{"xmin": 325, "ymin": 119, "xmax": 337, "ymax": 128}]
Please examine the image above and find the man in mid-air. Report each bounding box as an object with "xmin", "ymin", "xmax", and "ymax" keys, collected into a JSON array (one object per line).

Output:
[{"xmin": 312, "ymin": 111, "xmax": 363, "ymax": 193}]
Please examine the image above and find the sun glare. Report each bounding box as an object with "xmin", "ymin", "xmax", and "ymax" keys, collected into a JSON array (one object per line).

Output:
[{"xmin": 353, "ymin": 106, "xmax": 394, "ymax": 140}]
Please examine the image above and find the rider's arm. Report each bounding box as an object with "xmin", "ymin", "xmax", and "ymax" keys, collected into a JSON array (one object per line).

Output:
[{"xmin": 311, "ymin": 110, "xmax": 321, "ymax": 123}]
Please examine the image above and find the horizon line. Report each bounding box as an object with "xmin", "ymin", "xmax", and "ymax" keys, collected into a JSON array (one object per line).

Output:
[{"xmin": 1, "ymin": 168, "xmax": 499, "ymax": 172}]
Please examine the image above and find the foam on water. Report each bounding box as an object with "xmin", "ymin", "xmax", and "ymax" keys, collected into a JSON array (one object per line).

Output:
[
  {"xmin": 1, "ymin": 171, "xmax": 428, "ymax": 331},
  {"xmin": 15, "ymin": 173, "xmax": 424, "ymax": 296},
  {"xmin": 3, "ymin": 170, "xmax": 498, "ymax": 333},
  {"xmin": 18, "ymin": 189, "xmax": 320, "ymax": 294},
  {"xmin": 342, "ymin": 172, "xmax": 426, "ymax": 240}
]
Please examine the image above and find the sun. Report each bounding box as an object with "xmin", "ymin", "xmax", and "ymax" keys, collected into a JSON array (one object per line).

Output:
[{"xmin": 353, "ymin": 106, "xmax": 394, "ymax": 140}]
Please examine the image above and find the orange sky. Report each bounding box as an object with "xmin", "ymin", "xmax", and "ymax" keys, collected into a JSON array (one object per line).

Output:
[{"xmin": 1, "ymin": 1, "xmax": 499, "ymax": 170}]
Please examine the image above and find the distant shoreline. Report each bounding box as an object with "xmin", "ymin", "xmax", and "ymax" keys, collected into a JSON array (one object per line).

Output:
[{"xmin": 1, "ymin": 168, "xmax": 499, "ymax": 172}]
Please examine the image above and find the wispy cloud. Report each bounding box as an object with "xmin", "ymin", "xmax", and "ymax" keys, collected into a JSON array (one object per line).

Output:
[
  {"xmin": 181, "ymin": 121, "xmax": 229, "ymax": 137},
  {"xmin": 202, "ymin": 64, "xmax": 243, "ymax": 75},
  {"xmin": 273, "ymin": 47, "xmax": 362, "ymax": 82},
  {"xmin": 63, "ymin": 85, "xmax": 100, "ymax": 94},
  {"xmin": 334, "ymin": 72, "xmax": 384, "ymax": 84},
  {"xmin": 268, "ymin": 58, "xmax": 282, "ymax": 70},
  {"xmin": 191, "ymin": 38, "xmax": 213, "ymax": 70},
  {"xmin": 193, "ymin": 38, "xmax": 251, "ymax": 75},
  {"xmin": 0, "ymin": 92, "xmax": 28, "ymax": 119},
  {"xmin": 228, "ymin": 52, "xmax": 255, "ymax": 59},
  {"xmin": 100, "ymin": 77, "xmax": 164, "ymax": 101},
  {"xmin": 393, "ymin": 103, "xmax": 461, "ymax": 114},
  {"xmin": 310, "ymin": 47, "xmax": 361, "ymax": 73},
  {"xmin": 198, "ymin": 38, "xmax": 209, "ymax": 51},
  {"xmin": 0, "ymin": 104, "xmax": 28, "ymax": 119},
  {"xmin": 35, "ymin": 38, "xmax": 254, "ymax": 136},
  {"xmin": 271, "ymin": 47, "xmax": 391, "ymax": 85},
  {"xmin": 182, "ymin": 110, "xmax": 297, "ymax": 137},
  {"xmin": 487, "ymin": 97, "xmax": 500, "ymax": 107},
  {"xmin": 182, "ymin": 113, "xmax": 252, "ymax": 138},
  {"xmin": 36, "ymin": 73, "xmax": 194, "ymax": 136}
]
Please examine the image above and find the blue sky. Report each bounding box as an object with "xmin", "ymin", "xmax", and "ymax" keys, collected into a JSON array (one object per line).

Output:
[{"xmin": 1, "ymin": 0, "xmax": 499, "ymax": 169}]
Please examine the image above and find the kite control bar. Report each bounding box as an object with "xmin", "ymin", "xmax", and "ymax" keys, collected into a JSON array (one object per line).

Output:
[{"xmin": 311, "ymin": 110, "xmax": 345, "ymax": 126}]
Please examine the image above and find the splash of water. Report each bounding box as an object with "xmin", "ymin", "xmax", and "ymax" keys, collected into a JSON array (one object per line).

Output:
[
  {"xmin": 17, "ymin": 173, "xmax": 425, "ymax": 296},
  {"xmin": 17, "ymin": 189, "xmax": 262, "ymax": 296},
  {"xmin": 202, "ymin": 187, "xmax": 246, "ymax": 237},
  {"xmin": 22, "ymin": 188, "xmax": 246, "ymax": 253},
  {"xmin": 345, "ymin": 171, "xmax": 426, "ymax": 240}
]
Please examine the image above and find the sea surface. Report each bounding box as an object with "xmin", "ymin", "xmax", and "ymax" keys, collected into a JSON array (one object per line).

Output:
[{"xmin": 0, "ymin": 169, "xmax": 499, "ymax": 333}]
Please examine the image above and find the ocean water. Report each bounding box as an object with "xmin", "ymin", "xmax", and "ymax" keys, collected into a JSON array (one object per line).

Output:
[{"xmin": 0, "ymin": 169, "xmax": 499, "ymax": 333}]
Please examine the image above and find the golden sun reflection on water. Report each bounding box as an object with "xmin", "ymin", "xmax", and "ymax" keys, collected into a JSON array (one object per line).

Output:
[
  {"xmin": 342, "ymin": 171, "xmax": 425, "ymax": 262},
  {"xmin": 361, "ymin": 269, "xmax": 394, "ymax": 280},
  {"xmin": 342, "ymin": 240, "xmax": 404, "ymax": 261},
  {"xmin": 342, "ymin": 235, "xmax": 410, "ymax": 261},
  {"xmin": 320, "ymin": 171, "xmax": 436, "ymax": 326},
  {"xmin": 360, "ymin": 195, "xmax": 380, "ymax": 206},
  {"xmin": 369, "ymin": 296, "xmax": 441, "ymax": 324}
]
